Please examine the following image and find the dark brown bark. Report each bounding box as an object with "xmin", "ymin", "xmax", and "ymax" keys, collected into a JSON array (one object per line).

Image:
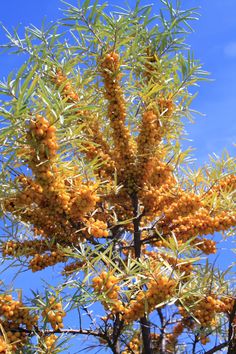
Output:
[
  {"xmin": 227, "ymin": 299, "xmax": 236, "ymax": 354},
  {"xmin": 157, "ymin": 308, "xmax": 166, "ymax": 354},
  {"xmin": 132, "ymin": 193, "xmax": 153, "ymax": 354},
  {"xmin": 140, "ymin": 316, "xmax": 153, "ymax": 354},
  {"xmin": 112, "ymin": 314, "xmax": 123, "ymax": 354}
]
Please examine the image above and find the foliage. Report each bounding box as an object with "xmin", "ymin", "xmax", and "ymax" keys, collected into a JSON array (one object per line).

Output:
[{"xmin": 0, "ymin": 0, "xmax": 235, "ymax": 353}]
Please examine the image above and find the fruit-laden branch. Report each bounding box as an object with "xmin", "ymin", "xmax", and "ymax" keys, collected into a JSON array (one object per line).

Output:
[
  {"xmin": 51, "ymin": 68, "xmax": 115, "ymax": 178},
  {"xmin": 100, "ymin": 51, "xmax": 136, "ymax": 192}
]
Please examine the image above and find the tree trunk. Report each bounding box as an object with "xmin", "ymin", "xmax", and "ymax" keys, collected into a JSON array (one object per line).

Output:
[
  {"xmin": 132, "ymin": 193, "xmax": 153, "ymax": 354},
  {"xmin": 227, "ymin": 299, "xmax": 236, "ymax": 354}
]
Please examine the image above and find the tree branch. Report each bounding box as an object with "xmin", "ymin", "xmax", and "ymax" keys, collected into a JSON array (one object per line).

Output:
[
  {"xmin": 205, "ymin": 342, "xmax": 228, "ymax": 354},
  {"xmin": 192, "ymin": 334, "xmax": 199, "ymax": 354},
  {"xmin": 11, "ymin": 327, "xmax": 105, "ymax": 338}
]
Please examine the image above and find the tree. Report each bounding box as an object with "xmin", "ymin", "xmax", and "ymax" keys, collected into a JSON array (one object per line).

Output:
[{"xmin": 0, "ymin": 0, "xmax": 235, "ymax": 353}]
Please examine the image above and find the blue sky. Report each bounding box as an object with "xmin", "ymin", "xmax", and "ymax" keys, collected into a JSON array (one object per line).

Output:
[{"xmin": 0, "ymin": 0, "xmax": 235, "ymax": 353}]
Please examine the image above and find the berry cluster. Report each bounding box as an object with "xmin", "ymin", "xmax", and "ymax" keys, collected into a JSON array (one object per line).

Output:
[
  {"xmin": 171, "ymin": 208, "xmax": 235, "ymax": 247},
  {"xmin": 53, "ymin": 68, "xmax": 79, "ymax": 102},
  {"xmin": 122, "ymin": 334, "xmax": 141, "ymax": 354},
  {"xmin": 86, "ymin": 218, "xmax": 109, "ymax": 238},
  {"xmin": 2, "ymin": 239, "xmax": 47, "ymax": 258},
  {"xmin": 140, "ymin": 178, "xmax": 175, "ymax": 216},
  {"xmin": 206, "ymin": 174, "xmax": 236, "ymax": 198},
  {"xmin": 194, "ymin": 238, "xmax": 216, "ymax": 254},
  {"xmin": 123, "ymin": 275, "xmax": 176, "ymax": 323},
  {"xmin": 165, "ymin": 322, "xmax": 184, "ymax": 351},
  {"xmin": 221, "ymin": 296, "xmax": 235, "ymax": 313},
  {"xmin": 179, "ymin": 295, "xmax": 225, "ymax": 327},
  {"xmin": 136, "ymin": 109, "xmax": 161, "ymax": 186},
  {"xmin": 69, "ymin": 184, "xmax": 100, "ymax": 221},
  {"xmin": 44, "ymin": 334, "xmax": 57, "ymax": 351},
  {"xmin": 100, "ymin": 52, "xmax": 136, "ymax": 192},
  {"xmin": 92, "ymin": 272, "xmax": 123, "ymax": 313},
  {"xmin": 0, "ymin": 293, "xmax": 38, "ymax": 353},
  {"xmin": 27, "ymin": 116, "xmax": 58, "ymax": 180},
  {"xmin": 164, "ymin": 192, "xmax": 202, "ymax": 221},
  {"xmin": 30, "ymin": 251, "xmax": 67, "ymax": 272},
  {"xmin": 42, "ymin": 297, "xmax": 66, "ymax": 330}
]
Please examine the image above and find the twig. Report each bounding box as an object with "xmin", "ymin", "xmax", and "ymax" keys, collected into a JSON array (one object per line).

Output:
[{"xmin": 204, "ymin": 342, "xmax": 228, "ymax": 354}]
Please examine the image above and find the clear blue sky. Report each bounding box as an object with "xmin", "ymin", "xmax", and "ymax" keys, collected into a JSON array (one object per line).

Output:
[{"xmin": 0, "ymin": 1, "xmax": 235, "ymax": 353}]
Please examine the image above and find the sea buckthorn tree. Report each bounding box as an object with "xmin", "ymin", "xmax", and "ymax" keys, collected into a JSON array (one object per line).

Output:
[{"xmin": 0, "ymin": 0, "xmax": 235, "ymax": 353}]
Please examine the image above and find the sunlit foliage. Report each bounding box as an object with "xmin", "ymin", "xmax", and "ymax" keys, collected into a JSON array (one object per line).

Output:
[{"xmin": 0, "ymin": 0, "xmax": 235, "ymax": 353}]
